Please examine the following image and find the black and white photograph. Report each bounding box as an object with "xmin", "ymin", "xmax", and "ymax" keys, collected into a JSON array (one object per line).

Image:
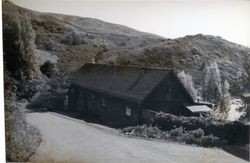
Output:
[{"xmin": 2, "ymin": 0, "xmax": 250, "ymax": 162}]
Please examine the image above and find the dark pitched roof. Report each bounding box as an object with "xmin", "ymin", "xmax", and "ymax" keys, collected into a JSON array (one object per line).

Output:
[{"xmin": 69, "ymin": 63, "xmax": 170, "ymax": 103}]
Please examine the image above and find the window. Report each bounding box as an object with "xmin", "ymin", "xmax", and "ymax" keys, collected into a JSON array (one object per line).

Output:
[
  {"xmin": 91, "ymin": 94, "xmax": 95, "ymax": 102},
  {"xmin": 70, "ymin": 88, "xmax": 75, "ymax": 94},
  {"xmin": 64, "ymin": 95, "xmax": 68, "ymax": 107},
  {"xmin": 166, "ymin": 87, "xmax": 171, "ymax": 101},
  {"xmin": 125, "ymin": 106, "xmax": 132, "ymax": 116},
  {"xmin": 101, "ymin": 98, "xmax": 106, "ymax": 107}
]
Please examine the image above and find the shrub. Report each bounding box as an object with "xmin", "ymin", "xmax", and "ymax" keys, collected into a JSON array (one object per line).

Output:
[
  {"xmin": 122, "ymin": 125, "xmax": 169, "ymax": 139},
  {"xmin": 118, "ymin": 41, "xmax": 126, "ymax": 46},
  {"xmin": 5, "ymin": 97, "xmax": 41, "ymax": 161},
  {"xmin": 190, "ymin": 128, "xmax": 204, "ymax": 139},
  {"xmin": 40, "ymin": 61, "xmax": 55, "ymax": 78},
  {"xmin": 61, "ymin": 31, "xmax": 86, "ymax": 45},
  {"xmin": 152, "ymin": 112, "xmax": 249, "ymax": 145},
  {"xmin": 200, "ymin": 134, "xmax": 221, "ymax": 147},
  {"xmin": 178, "ymin": 132, "xmax": 196, "ymax": 144},
  {"xmin": 28, "ymin": 92, "xmax": 64, "ymax": 110},
  {"xmin": 152, "ymin": 112, "xmax": 211, "ymax": 131},
  {"xmin": 177, "ymin": 128, "xmax": 204, "ymax": 145},
  {"xmin": 170, "ymin": 127, "xmax": 184, "ymax": 137},
  {"xmin": 27, "ymin": 75, "xmax": 69, "ymax": 110},
  {"xmin": 122, "ymin": 125, "xmax": 222, "ymax": 147}
]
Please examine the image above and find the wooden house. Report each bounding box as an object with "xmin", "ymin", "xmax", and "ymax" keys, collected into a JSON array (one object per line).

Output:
[{"xmin": 68, "ymin": 63, "xmax": 211, "ymax": 127}]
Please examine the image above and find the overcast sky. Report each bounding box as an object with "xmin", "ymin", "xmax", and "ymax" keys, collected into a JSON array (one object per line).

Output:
[{"xmin": 10, "ymin": 0, "xmax": 250, "ymax": 47}]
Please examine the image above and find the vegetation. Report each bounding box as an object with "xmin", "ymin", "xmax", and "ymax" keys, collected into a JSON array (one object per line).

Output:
[
  {"xmin": 40, "ymin": 61, "xmax": 55, "ymax": 78},
  {"xmin": 28, "ymin": 74, "xmax": 69, "ymax": 110},
  {"xmin": 61, "ymin": 31, "xmax": 87, "ymax": 46},
  {"xmin": 177, "ymin": 71, "xmax": 198, "ymax": 100},
  {"xmin": 3, "ymin": 9, "xmax": 36, "ymax": 80},
  {"xmin": 152, "ymin": 112, "xmax": 248, "ymax": 145},
  {"xmin": 3, "ymin": 3, "xmax": 43, "ymax": 161},
  {"xmin": 57, "ymin": 45, "xmax": 103, "ymax": 73},
  {"xmin": 122, "ymin": 111, "xmax": 248, "ymax": 147},
  {"xmin": 122, "ymin": 125, "xmax": 221, "ymax": 147},
  {"xmin": 4, "ymin": 68, "xmax": 41, "ymax": 162}
]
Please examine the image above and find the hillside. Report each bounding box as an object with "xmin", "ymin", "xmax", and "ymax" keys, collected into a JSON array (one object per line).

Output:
[{"xmin": 3, "ymin": 1, "xmax": 249, "ymax": 96}]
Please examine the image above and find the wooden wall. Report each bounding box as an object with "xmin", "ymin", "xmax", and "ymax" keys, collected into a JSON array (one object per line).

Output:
[
  {"xmin": 68, "ymin": 72, "xmax": 197, "ymax": 127},
  {"xmin": 68, "ymin": 85, "xmax": 142, "ymax": 128},
  {"xmin": 143, "ymin": 73, "xmax": 194, "ymax": 115}
]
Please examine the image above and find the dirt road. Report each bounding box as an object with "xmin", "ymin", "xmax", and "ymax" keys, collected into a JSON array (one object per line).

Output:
[{"xmin": 26, "ymin": 112, "xmax": 248, "ymax": 163}]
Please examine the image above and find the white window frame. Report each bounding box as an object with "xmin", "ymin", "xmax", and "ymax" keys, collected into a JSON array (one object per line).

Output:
[{"xmin": 125, "ymin": 106, "xmax": 132, "ymax": 116}]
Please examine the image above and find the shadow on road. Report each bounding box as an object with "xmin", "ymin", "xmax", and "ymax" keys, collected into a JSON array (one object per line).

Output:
[{"xmin": 222, "ymin": 145, "xmax": 249, "ymax": 162}]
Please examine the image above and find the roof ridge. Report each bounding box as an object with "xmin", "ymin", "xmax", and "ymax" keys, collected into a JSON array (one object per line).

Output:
[
  {"xmin": 71, "ymin": 63, "xmax": 171, "ymax": 102},
  {"xmin": 83, "ymin": 63, "xmax": 172, "ymax": 71}
]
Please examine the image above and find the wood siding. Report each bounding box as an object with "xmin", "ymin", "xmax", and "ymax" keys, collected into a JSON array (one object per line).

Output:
[
  {"xmin": 143, "ymin": 73, "xmax": 194, "ymax": 116},
  {"xmin": 69, "ymin": 86, "xmax": 141, "ymax": 128},
  {"xmin": 68, "ymin": 70, "xmax": 198, "ymax": 127}
]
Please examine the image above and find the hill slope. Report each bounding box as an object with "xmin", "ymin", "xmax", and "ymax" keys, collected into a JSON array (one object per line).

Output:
[{"xmin": 3, "ymin": 1, "xmax": 250, "ymax": 106}]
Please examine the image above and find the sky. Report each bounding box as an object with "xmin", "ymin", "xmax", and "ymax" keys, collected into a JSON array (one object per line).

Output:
[{"xmin": 10, "ymin": 0, "xmax": 250, "ymax": 47}]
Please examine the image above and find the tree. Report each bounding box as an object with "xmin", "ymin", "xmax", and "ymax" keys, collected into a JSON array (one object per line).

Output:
[
  {"xmin": 202, "ymin": 62, "xmax": 222, "ymax": 104},
  {"xmin": 219, "ymin": 80, "xmax": 231, "ymax": 112},
  {"xmin": 40, "ymin": 61, "xmax": 55, "ymax": 78},
  {"xmin": 177, "ymin": 71, "xmax": 198, "ymax": 100},
  {"xmin": 3, "ymin": 12, "xmax": 36, "ymax": 80}
]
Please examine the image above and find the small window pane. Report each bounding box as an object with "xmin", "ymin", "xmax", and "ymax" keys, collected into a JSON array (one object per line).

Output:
[
  {"xmin": 70, "ymin": 88, "xmax": 74, "ymax": 94},
  {"xmin": 166, "ymin": 87, "xmax": 171, "ymax": 101},
  {"xmin": 91, "ymin": 94, "xmax": 95, "ymax": 103},
  {"xmin": 101, "ymin": 98, "xmax": 106, "ymax": 107},
  {"xmin": 126, "ymin": 106, "xmax": 132, "ymax": 116}
]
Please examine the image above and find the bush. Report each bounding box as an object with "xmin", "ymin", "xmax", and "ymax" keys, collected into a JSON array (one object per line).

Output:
[
  {"xmin": 152, "ymin": 112, "xmax": 212, "ymax": 131},
  {"xmin": 178, "ymin": 132, "xmax": 197, "ymax": 144},
  {"xmin": 28, "ymin": 92, "xmax": 64, "ymax": 110},
  {"xmin": 5, "ymin": 98, "xmax": 41, "ymax": 161},
  {"xmin": 122, "ymin": 125, "xmax": 169, "ymax": 139},
  {"xmin": 122, "ymin": 125, "xmax": 222, "ymax": 147},
  {"xmin": 40, "ymin": 61, "xmax": 55, "ymax": 78},
  {"xmin": 177, "ymin": 128, "xmax": 205, "ymax": 145},
  {"xmin": 170, "ymin": 127, "xmax": 183, "ymax": 137},
  {"xmin": 27, "ymin": 75, "xmax": 69, "ymax": 110},
  {"xmin": 190, "ymin": 128, "xmax": 204, "ymax": 139},
  {"xmin": 152, "ymin": 112, "xmax": 249, "ymax": 145},
  {"xmin": 61, "ymin": 31, "xmax": 86, "ymax": 45},
  {"xmin": 200, "ymin": 134, "xmax": 221, "ymax": 147}
]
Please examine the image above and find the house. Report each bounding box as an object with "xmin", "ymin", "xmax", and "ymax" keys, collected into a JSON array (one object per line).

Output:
[{"xmin": 68, "ymin": 63, "xmax": 212, "ymax": 127}]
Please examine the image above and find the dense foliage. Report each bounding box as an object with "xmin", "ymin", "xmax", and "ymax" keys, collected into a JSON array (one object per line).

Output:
[
  {"xmin": 122, "ymin": 112, "xmax": 248, "ymax": 147},
  {"xmin": 152, "ymin": 112, "xmax": 248, "ymax": 145},
  {"xmin": 122, "ymin": 125, "xmax": 221, "ymax": 147}
]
